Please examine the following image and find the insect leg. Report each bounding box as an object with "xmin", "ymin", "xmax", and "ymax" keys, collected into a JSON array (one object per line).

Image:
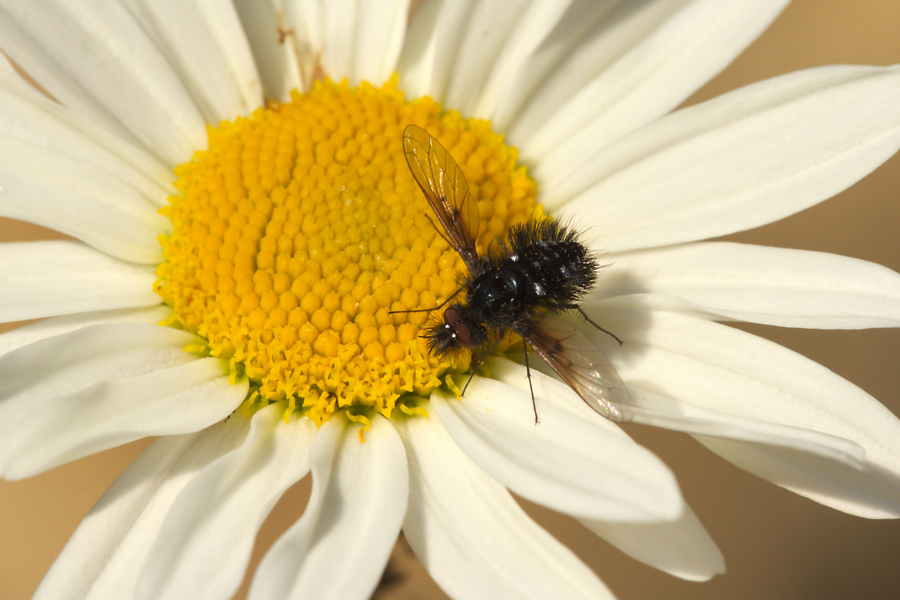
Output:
[
  {"xmin": 461, "ymin": 336, "xmax": 504, "ymax": 395},
  {"xmin": 387, "ymin": 286, "xmax": 464, "ymax": 315},
  {"xmin": 574, "ymin": 306, "xmax": 623, "ymax": 345},
  {"xmin": 523, "ymin": 338, "xmax": 539, "ymax": 424},
  {"xmin": 424, "ymin": 213, "xmax": 454, "ymax": 248}
]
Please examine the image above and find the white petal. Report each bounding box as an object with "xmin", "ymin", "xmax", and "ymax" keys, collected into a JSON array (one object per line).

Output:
[
  {"xmin": 353, "ymin": 0, "xmax": 411, "ymax": 85},
  {"xmin": 232, "ymin": 0, "xmax": 303, "ymax": 101},
  {"xmin": 549, "ymin": 65, "xmax": 900, "ymax": 252},
  {"xmin": 598, "ymin": 306, "xmax": 900, "ymax": 518},
  {"xmin": 467, "ymin": 0, "xmax": 576, "ymax": 121},
  {"xmin": 695, "ymin": 435, "xmax": 900, "ymax": 519},
  {"xmin": 121, "ymin": 0, "xmax": 264, "ymax": 122},
  {"xmin": 0, "ymin": 306, "xmax": 171, "ymax": 359},
  {"xmin": 0, "ymin": 137, "xmax": 171, "ymax": 262},
  {"xmin": 0, "ymin": 1, "xmax": 206, "ymax": 166},
  {"xmin": 485, "ymin": 353, "xmax": 851, "ymax": 471},
  {"xmin": 517, "ymin": 0, "xmax": 789, "ymax": 183},
  {"xmin": 396, "ymin": 0, "xmax": 474, "ymax": 100},
  {"xmin": 0, "ymin": 322, "xmax": 213, "ymax": 473},
  {"xmin": 281, "ymin": 0, "xmax": 352, "ymax": 86},
  {"xmin": 624, "ymin": 388, "xmax": 866, "ymax": 469},
  {"xmin": 34, "ymin": 419, "xmax": 252, "ymax": 600},
  {"xmin": 397, "ymin": 410, "xmax": 616, "ymax": 600},
  {"xmin": 487, "ymin": 0, "xmax": 627, "ymax": 133},
  {"xmin": 137, "ymin": 404, "xmax": 315, "ymax": 600},
  {"xmin": 0, "ymin": 120, "xmax": 172, "ymax": 262},
  {"xmin": 432, "ymin": 371, "xmax": 682, "ymax": 522},
  {"xmin": 1, "ymin": 356, "xmax": 246, "ymax": 480},
  {"xmin": 398, "ymin": 0, "xmax": 528, "ymax": 106},
  {"xmin": 0, "ymin": 242, "xmax": 160, "ymax": 322},
  {"xmin": 442, "ymin": 0, "xmax": 531, "ymax": 115},
  {"xmin": 321, "ymin": 0, "xmax": 357, "ymax": 82},
  {"xmin": 0, "ymin": 323, "xmax": 199, "ymax": 420},
  {"xmin": 580, "ymin": 504, "xmax": 725, "ymax": 582},
  {"xmin": 249, "ymin": 414, "xmax": 408, "ymax": 600},
  {"xmin": 598, "ymin": 242, "xmax": 900, "ymax": 328},
  {"xmin": 0, "ymin": 57, "xmax": 174, "ymax": 205}
]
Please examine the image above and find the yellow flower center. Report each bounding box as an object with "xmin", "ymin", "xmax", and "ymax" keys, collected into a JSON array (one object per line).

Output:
[{"xmin": 155, "ymin": 78, "xmax": 537, "ymax": 425}]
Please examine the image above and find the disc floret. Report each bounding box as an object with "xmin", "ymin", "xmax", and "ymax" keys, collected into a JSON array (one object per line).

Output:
[{"xmin": 155, "ymin": 78, "xmax": 537, "ymax": 424}]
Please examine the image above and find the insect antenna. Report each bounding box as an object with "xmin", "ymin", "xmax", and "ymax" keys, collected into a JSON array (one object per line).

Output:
[{"xmin": 575, "ymin": 306, "xmax": 623, "ymax": 345}]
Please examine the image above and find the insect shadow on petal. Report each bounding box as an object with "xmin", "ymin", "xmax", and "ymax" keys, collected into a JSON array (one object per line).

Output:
[{"xmin": 392, "ymin": 124, "xmax": 633, "ymax": 424}]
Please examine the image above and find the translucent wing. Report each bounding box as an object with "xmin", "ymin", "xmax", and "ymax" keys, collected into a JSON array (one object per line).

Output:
[
  {"xmin": 403, "ymin": 124, "xmax": 481, "ymax": 268},
  {"xmin": 525, "ymin": 315, "xmax": 633, "ymax": 423}
]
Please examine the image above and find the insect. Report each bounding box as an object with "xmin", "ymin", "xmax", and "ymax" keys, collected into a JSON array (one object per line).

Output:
[{"xmin": 398, "ymin": 124, "xmax": 633, "ymax": 423}]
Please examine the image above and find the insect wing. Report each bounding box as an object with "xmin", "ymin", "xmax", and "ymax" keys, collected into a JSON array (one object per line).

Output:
[
  {"xmin": 403, "ymin": 125, "xmax": 480, "ymax": 268},
  {"xmin": 526, "ymin": 316, "xmax": 633, "ymax": 423}
]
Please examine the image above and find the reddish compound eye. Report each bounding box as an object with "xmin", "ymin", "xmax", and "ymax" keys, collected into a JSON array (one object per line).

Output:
[{"xmin": 443, "ymin": 307, "xmax": 478, "ymax": 348}]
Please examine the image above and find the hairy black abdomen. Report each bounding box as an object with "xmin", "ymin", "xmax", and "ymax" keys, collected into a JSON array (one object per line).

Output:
[{"xmin": 500, "ymin": 219, "xmax": 597, "ymax": 311}]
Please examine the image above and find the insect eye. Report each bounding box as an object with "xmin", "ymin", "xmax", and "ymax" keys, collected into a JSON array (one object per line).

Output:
[
  {"xmin": 453, "ymin": 321, "xmax": 478, "ymax": 348},
  {"xmin": 444, "ymin": 307, "xmax": 478, "ymax": 348}
]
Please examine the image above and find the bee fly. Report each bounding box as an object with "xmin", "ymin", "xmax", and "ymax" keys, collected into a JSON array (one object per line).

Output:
[{"xmin": 396, "ymin": 124, "xmax": 632, "ymax": 423}]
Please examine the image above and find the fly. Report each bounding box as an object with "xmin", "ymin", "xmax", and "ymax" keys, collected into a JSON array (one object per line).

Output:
[{"xmin": 398, "ymin": 124, "xmax": 632, "ymax": 423}]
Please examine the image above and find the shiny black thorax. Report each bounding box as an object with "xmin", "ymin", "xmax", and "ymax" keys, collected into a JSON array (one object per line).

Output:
[{"xmin": 428, "ymin": 219, "xmax": 598, "ymax": 353}]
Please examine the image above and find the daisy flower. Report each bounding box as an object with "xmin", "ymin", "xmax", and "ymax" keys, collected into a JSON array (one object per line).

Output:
[{"xmin": 1, "ymin": 1, "xmax": 899, "ymax": 600}]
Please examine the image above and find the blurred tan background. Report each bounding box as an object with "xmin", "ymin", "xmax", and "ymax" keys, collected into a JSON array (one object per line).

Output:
[{"xmin": 1, "ymin": 1, "xmax": 899, "ymax": 599}]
